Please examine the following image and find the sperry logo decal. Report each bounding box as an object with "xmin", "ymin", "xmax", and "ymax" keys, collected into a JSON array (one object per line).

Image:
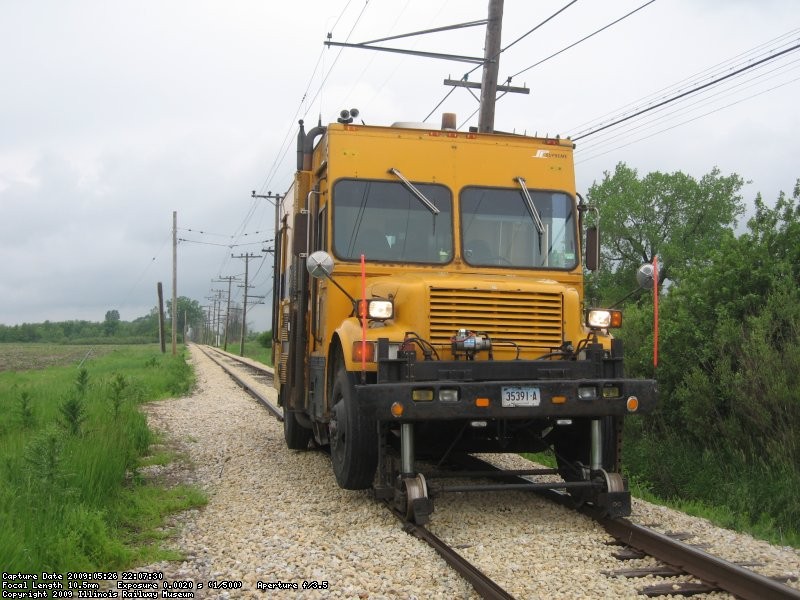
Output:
[{"xmin": 533, "ymin": 149, "xmax": 567, "ymax": 159}]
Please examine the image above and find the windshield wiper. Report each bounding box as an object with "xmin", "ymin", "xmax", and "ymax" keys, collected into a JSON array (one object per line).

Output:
[
  {"xmin": 388, "ymin": 167, "xmax": 440, "ymax": 215},
  {"xmin": 514, "ymin": 177, "xmax": 545, "ymax": 235}
]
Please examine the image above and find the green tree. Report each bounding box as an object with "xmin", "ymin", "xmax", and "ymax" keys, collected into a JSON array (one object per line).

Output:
[
  {"xmin": 257, "ymin": 330, "xmax": 273, "ymax": 348},
  {"xmin": 620, "ymin": 180, "xmax": 800, "ymax": 542},
  {"xmin": 129, "ymin": 308, "xmax": 160, "ymax": 338},
  {"xmin": 104, "ymin": 309, "xmax": 121, "ymax": 336},
  {"xmin": 653, "ymin": 181, "xmax": 800, "ymax": 407},
  {"xmin": 586, "ymin": 163, "xmax": 745, "ymax": 303},
  {"xmin": 166, "ymin": 297, "xmax": 204, "ymax": 341}
]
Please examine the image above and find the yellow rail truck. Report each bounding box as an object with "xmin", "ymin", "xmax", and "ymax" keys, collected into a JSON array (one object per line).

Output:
[{"xmin": 273, "ymin": 112, "xmax": 657, "ymax": 522}]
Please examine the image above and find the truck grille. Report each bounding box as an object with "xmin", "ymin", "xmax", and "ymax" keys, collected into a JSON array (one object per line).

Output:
[{"xmin": 429, "ymin": 287, "xmax": 563, "ymax": 349}]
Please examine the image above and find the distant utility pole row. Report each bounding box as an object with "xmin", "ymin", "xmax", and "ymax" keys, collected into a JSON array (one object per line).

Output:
[
  {"xmin": 232, "ymin": 252, "xmax": 265, "ymax": 356},
  {"xmin": 204, "ymin": 289, "xmax": 226, "ymax": 346},
  {"xmin": 213, "ymin": 275, "xmax": 239, "ymax": 351}
]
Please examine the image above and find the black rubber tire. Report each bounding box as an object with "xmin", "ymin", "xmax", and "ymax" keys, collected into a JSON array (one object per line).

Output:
[
  {"xmin": 329, "ymin": 368, "xmax": 378, "ymax": 489},
  {"xmin": 283, "ymin": 408, "xmax": 312, "ymax": 450},
  {"xmin": 554, "ymin": 416, "xmax": 621, "ymax": 481}
]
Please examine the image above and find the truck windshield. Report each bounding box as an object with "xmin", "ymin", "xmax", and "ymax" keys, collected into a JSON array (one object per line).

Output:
[
  {"xmin": 332, "ymin": 179, "xmax": 453, "ymax": 263},
  {"xmin": 461, "ymin": 187, "xmax": 578, "ymax": 269}
]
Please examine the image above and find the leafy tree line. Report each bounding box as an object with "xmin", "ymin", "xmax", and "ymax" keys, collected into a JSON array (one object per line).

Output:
[
  {"xmin": 0, "ymin": 297, "xmax": 207, "ymax": 344},
  {"xmin": 588, "ymin": 164, "xmax": 800, "ymax": 545}
]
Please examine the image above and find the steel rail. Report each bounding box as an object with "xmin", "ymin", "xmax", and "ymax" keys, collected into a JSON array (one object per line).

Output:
[
  {"xmin": 597, "ymin": 516, "xmax": 800, "ymax": 600},
  {"xmin": 197, "ymin": 345, "xmax": 283, "ymax": 421},
  {"xmin": 387, "ymin": 505, "xmax": 516, "ymax": 600},
  {"xmin": 446, "ymin": 454, "xmax": 800, "ymax": 600},
  {"xmin": 204, "ymin": 345, "xmax": 275, "ymax": 380}
]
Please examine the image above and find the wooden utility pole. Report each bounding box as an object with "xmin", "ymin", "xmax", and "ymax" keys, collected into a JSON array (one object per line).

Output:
[
  {"xmin": 478, "ymin": 0, "xmax": 504, "ymax": 133},
  {"xmin": 171, "ymin": 210, "xmax": 178, "ymax": 354},
  {"xmin": 157, "ymin": 282, "xmax": 166, "ymax": 353}
]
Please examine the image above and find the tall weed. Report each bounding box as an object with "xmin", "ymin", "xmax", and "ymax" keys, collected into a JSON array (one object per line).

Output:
[
  {"xmin": 16, "ymin": 389, "xmax": 35, "ymax": 428},
  {"xmin": 58, "ymin": 395, "xmax": 86, "ymax": 436}
]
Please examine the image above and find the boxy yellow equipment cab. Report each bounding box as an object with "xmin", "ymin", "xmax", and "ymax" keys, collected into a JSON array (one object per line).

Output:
[{"xmin": 272, "ymin": 114, "xmax": 657, "ymax": 523}]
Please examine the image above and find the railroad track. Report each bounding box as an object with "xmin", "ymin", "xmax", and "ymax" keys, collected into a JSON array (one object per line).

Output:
[
  {"xmin": 196, "ymin": 345, "xmax": 282, "ymax": 420},
  {"xmin": 196, "ymin": 344, "xmax": 800, "ymax": 600},
  {"xmin": 441, "ymin": 454, "xmax": 800, "ymax": 599}
]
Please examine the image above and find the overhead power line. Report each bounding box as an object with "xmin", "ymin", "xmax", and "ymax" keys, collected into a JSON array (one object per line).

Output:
[
  {"xmin": 576, "ymin": 72, "xmax": 800, "ymax": 165},
  {"xmin": 179, "ymin": 227, "xmax": 268, "ymax": 239},
  {"xmin": 508, "ymin": 0, "xmax": 656, "ymax": 81},
  {"xmin": 567, "ymin": 27, "xmax": 800, "ymax": 163},
  {"xmin": 576, "ymin": 55, "xmax": 800, "ymax": 160},
  {"xmin": 500, "ymin": 0, "xmax": 578, "ymax": 59},
  {"xmin": 572, "ymin": 41, "xmax": 800, "ymax": 141},
  {"xmin": 567, "ymin": 26, "xmax": 800, "ymax": 136},
  {"xmin": 178, "ymin": 238, "xmax": 270, "ymax": 249},
  {"xmin": 255, "ymin": 0, "xmax": 368, "ymax": 199}
]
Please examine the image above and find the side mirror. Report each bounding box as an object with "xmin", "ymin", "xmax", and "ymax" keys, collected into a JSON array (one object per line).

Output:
[
  {"xmin": 307, "ymin": 251, "xmax": 334, "ymax": 279},
  {"xmin": 306, "ymin": 250, "xmax": 359, "ymax": 311},
  {"xmin": 585, "ymin": 226, "xmax": 600, "ymax": 271}
]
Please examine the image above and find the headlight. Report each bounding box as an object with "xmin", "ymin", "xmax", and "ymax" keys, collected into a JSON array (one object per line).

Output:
[
  {"xmin": 367, "ymin": 299, "xmax": 393, "ymax": 320},
  {"xmin": 586, "ymin": 309, "xmax": 622, "ymax": 329}
]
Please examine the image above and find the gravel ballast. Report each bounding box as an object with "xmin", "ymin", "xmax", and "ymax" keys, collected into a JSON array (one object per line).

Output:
[{"xmin": 138, "ymin": 346, "xmax": 800, "ymax": 599}]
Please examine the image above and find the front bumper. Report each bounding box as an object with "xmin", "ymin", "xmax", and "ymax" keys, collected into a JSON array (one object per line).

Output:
[{"xmin": 355, "ymin": 377, "xmax": 657, "ymax": 421}]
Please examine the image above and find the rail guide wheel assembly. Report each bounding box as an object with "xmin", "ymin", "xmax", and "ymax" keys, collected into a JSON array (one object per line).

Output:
[
  {"xmin": 594, "ymin": 469, "xmax": 630, "ymax": 518},
  {"xmin": 398, "ymin": 473, "xmax": 433, "ymax": 525}
]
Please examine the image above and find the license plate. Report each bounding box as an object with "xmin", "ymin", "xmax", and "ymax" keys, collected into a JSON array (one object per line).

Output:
[{"xmin": 501, "ymin": 386, "xmax": 540, "ymax": 407}]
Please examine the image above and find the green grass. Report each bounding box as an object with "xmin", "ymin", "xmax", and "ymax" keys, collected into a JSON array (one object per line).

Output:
[
  {"xmin": 0, "ymin": 344, "xmax": 206, "ymax": 571},
  {"xmin": 238, "ymin": 339, "xmax": 272, "ymax": 365},
  {"xmin": 210, "ymin": 339, "xmax": 272, "ymax": 365},
  {"xmin": 622, "ymin": 424, "xmax": 800, "ymax": 548}
]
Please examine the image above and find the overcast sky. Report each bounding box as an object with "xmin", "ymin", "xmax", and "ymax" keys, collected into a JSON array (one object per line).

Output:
[{"xmin": 1, "ymin": 1, "xmax": 798, "ymax": 331}]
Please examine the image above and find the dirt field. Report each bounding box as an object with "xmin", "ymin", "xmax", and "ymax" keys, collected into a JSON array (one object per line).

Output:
[{"xmin": 0, "ymin": 343, "xmax": 116, "ymax": 372}]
